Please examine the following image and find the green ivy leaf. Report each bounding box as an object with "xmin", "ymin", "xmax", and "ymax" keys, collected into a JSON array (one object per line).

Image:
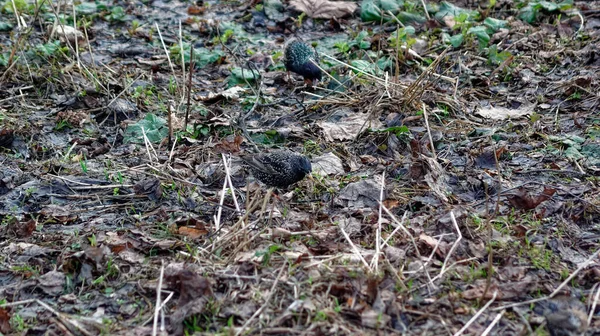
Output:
[
  {"xmin": 487, "ymin": 45, "xmax": 512, "ymax": 65},
  {"xmin": 483, "ymin": 17, "xmax": 508, "ymax": 33},
  {"xmin": 434, "ymin": 1, "xmax": 480, "ymax": 23},
  {"xmin": 449, "ymin": 33, "xmax": 464, "ymax": 47},
  {"xmin": 227, "ymin": 67, "xmax": 260, "ymax": 87},
  {"xmin": 123, "ymin": 114, "xmax": 168, "ymax": 144},
  {"xmin": 0, "ymin": 21, "xmax": 13, "ymax": 31},
  {"xmin": 467, "ymin": 26, "xmax": 490, "ymax": 48},
  {"xmin": 76, "ymin": 2, "xmax": 98, "ymax": 15}
]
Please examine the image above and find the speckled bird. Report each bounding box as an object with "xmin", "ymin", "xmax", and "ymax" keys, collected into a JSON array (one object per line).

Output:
[
  {"xmin": 241, "ymin": 150, "xmax": 312, "ymax": 188},
  {"xmin": 283, "ymin": 39, "xmax": 322, "ymax": 85}
]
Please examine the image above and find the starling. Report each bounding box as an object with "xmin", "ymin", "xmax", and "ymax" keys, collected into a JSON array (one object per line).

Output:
[
  {"xmin": 283, "ymin": 39, "xmax": 322, "ymax": 84},
  {"xmin": 241, "ymin": 150, "xmax": 312, "ymax": 188}
]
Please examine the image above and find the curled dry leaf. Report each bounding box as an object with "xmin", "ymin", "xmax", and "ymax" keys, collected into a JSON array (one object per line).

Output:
[
  {"xmin": 507, "ymin": 187, "xmax": 556, "ymax": 210},
  {"xmin": 312, "ymin": 152, "xmax": 344, "ymax": 176},
  {"xmin": 0, "ymin": 308, "xmax": 10, "ymax": 334},
  {"xmin": 289, "ymin": 0, "xmax": 357, "ymax": 19},
  {"xmin": 319, "ymin": 112, "xmax": 383, "ymax": 141}
]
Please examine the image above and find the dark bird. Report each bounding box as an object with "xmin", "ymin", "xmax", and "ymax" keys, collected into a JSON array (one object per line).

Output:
[
  {"xmin": 241, "ymin": 150, "xmax": 312, "ymax": 188},
  {"xmin": 284, "ymin": 39, "xmax": 322, "ymax": 85}
]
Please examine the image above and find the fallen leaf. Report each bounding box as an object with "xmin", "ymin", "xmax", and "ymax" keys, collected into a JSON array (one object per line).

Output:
[
  {"xmin": 38, "ymin": 271, "xmax": 66, "ymax": 296},
  {"xmin": 40, "ymin": 204, "xmax": 78, "ymax": 224},
  {"xmin": 361, "ymin": 309, "xmax": 391, "ymax": 328},
  {"xmin": 178, "ymin": 226, "xmax": 208, "ymax": 239},
  {"xmin": 187, "ymin": 5, "xmax": 206, "ymax": 15},
  {"xmin": 462, "ymin": 276, "xmax": 536, "ymax": 300},
  {"xmin": 475, "ymin": 103, "xmax": 534, "ymax": 120},
  {"xmin": 289, "ymin": 0, "xmax": 357, "ymax": 19},
  {"xmin": 214, "ymin": 135, "xmax": 243, "ymax": 154},
  {"xmin": 507, "ymin": 187, "xmax": 556, "ymax": 210},
  {"xmin": 312, "ymin": 152, "xmax": 344, "ymax": 176},
  {"xmin": 320, "ymin": 112, "xmax": 382, "ymax": 141},
  {"xmin": 133, "ymin": 178, "xmax": 162, "ymax": 201},
  {"xmin": 338, "ymin": 179, "xmax": 384, "ymax": 208},
  {"xmin": 6, "ymin": 217, "xmax": 36, "ymax": 238},
  {"xmin": 0, "ymin": 308, "xmax": 10, "ymax": 334}
]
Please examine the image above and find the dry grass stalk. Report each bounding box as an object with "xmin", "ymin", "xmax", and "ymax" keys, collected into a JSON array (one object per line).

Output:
[
  {"xmin": 235, "ymin": 260, "xmax": 288, "ymax": 336},
  {"xmin": 481, "ymin": 309, "xmax": 505, "ymax": 336},
  {"xmin": 339, "ymin": 220, "xmax": 371, "ymax": 270},
  {"xmin": 494, "ymin": 247, "xmax": 600, "ymax": 311},
  {"xmin": 588, "ymin": 283, "xmax": 600, "ymax": 326},
  {"xmin": 422, "ymin": 102, "xmax": 437, "ymax": 160},
  {"xmin": 454, "ymin": 290, "xmax": 498, "ymax": 336},
  {"xmin": 152, "ymin": 261, "xmax": 164, "ymax": 336},
  {"xmin": 371, "ymin": 171, "xmax": 386, "ymax": 273},
  {"xmin": 440, "ymin": 211, "xmax": 462, "ymax": 275},
  {"xmin": 155, "ymin": 22, "xmax": 175, "ymax": 76}
]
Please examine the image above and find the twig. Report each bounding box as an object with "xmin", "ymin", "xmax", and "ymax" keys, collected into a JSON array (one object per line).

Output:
[
  {"xmin": 440, "ymin": 211, "xmax": 462, "ymax": 275},
  {"xmin": 339, "ymin": 220, "xmax": 371, "ymax": 270},
  {"xmin": 213, "ymin": 167, "xmax": 228, "ymax": 231},
  {"xmin": 152, "ymin": 261, "xmax": 165, "ymax": 336},
  {"xmin": 178, "ymin": 20, "xmax": 186, "ymax": 105},
  {"xmin": 422, "ymin": 102, "xmax": 437, "ymax": 160},
  {"xmin": 381, "ymin": 211, "xmax": 408, "ymax": 247},
  {"xmin": 10, "ymin": 0, "xmax": 22, "ymax": 29},
  {"xmin": 308, "ymin": 59, "xmax": 355, "ymax": 96},
  {"xmin": 184, "ymin": 46, "xmax": 194, "ymax": 131},
  {"xmin": 72, "ymin": 2, "xmax": 80, "ymax": 70},
  {"xmin": 481, "ymin": 310, "xmax": 505, "ymax": 336},
  {"xmin": 453, "ymin": 291, "xmax": 498, "ymax": 336},
  {"xmin": 140, "ymin": 126, "xmax": 155, "ymax": 164},
  {"xmin": 322, "ymin": 53, "xmax": 406, "ymax": 87},
  {"xmin": 493, "ymin": 247, "xmax": 600, "ymax": 311},
  {"xmin": 379, "ymin": 204, "xmax": 422, "ymax": 260},
  {"xmin": 155, "ymin": 23, "xmax": 175, "ymax": 76},
  {"xmin": 419, "ymin": 0, "xmax": 431, "ymax": 20},
  {"xmin": 235, "ymin": 260, "xmax": 287, "ymax": 336},
  {"xmin": 63, "ymin": 141, "xmax": 78, "ymax": 161},
  {"xmin": 167, "ymin": 136, "xmax": 178, "ymax": 166},
  {"xmin": 371, "ymin": 171, "xmax": 385, "ymax": 273},
  {"xmin": 221, "ymin": 154, "xmax": 241, "ymax": 213},
  {"xmin": 588, "ymin": 283, "xmax": 600, "ymax": 327}
]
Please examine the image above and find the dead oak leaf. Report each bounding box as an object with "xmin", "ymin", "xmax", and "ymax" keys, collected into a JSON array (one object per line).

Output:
[
  {"xmin": 289, "ymin": 0, "xmax": 357, "ymax": 19},
  {"xmin": 0, "ymin": 308, "xmax": 10, "ymax": 334},
  {"xmin": 507, "ymin": 187, "xmax": 556, "ymax": 210}
]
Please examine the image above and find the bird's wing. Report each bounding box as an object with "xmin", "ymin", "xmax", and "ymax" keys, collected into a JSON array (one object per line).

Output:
[{"xmin": 241, "ymin": 154, "xmax": 286, "ymax": 175}]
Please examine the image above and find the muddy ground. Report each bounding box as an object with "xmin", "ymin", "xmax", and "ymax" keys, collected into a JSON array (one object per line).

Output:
[{"xmin": 1, "ymin": 0, "xmax": 600, "ymax": 335}]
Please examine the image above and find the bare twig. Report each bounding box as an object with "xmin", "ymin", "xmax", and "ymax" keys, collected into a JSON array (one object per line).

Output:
[
  {"xmin": 184, "ymin": 46, "xmax": 194, "ymax": 131},
  {"xmin": 422, "ymin": 102, "xmax": 437, "ymax": 160},
  {"xmin": 454, "ymin": 291, "xmax": 498, "ymax": 336},
  {"xmin": 481, "ymin": 310, "xmax": 505, "ymax": 336},
  {"xmin": 440, "ymin": 211, "xmax": 462, "ymax": 275},
  {"xmin": 152, "ymin": 261, "xmax": 165, "ymax": 336},
  {"xmin": 340, "ymin": 220, "xmax": 371, "ymax": 270},
  {"xmin": 235, "ymin": 260, "xmax": 287, "ymax": 336}
]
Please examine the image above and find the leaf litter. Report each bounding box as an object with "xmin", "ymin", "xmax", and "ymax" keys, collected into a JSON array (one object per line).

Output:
[{"xmin": 0, "ymin": 0, "xmax": 600, "ymax": 335}]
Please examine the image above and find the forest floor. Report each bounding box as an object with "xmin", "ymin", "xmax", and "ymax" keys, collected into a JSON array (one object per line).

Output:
[{"xmin": 1, "ymin": 0, "xmax": 600, "ymax": 335}]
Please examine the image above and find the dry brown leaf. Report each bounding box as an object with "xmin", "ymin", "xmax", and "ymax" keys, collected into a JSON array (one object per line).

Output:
[
  {"xmin": 178, "ymin": 226, "xmax": 208, "ymax": 239},
  {"xmin": 0, "ymin": 308, "xmax": 10, "ymax": 334},
  {"xmin": 289, "ymin": 0, "xmax": 357, "ymax": 19}
]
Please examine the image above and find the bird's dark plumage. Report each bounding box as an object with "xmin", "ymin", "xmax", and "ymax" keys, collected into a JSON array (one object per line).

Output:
[
  {"xmin": 284, "ymin": 40, "xmax": 322, "ymax": 83},
  {"xmin": 241, "ymin": 150, "xmax": 312, "ymax": 188}
]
